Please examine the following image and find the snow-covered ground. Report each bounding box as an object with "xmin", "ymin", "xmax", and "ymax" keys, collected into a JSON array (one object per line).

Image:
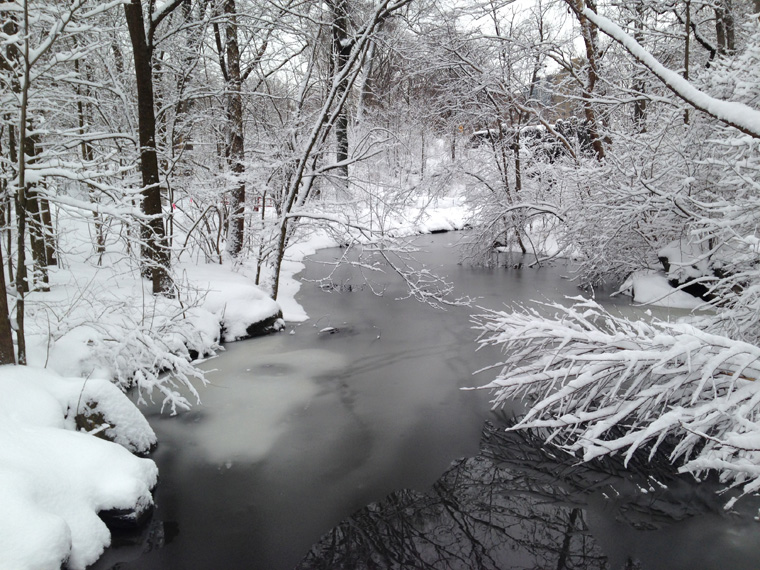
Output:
[
  {"xmin": 0, "ymin": 250, "xmax": 288, "ymax": 569},
  {"xmin": 0, "ymin": 367, "xmax": 158, "ymax": 570},
  {"xmin": 615, "ymin": 270, "xmax": 705, "ymax": 309}
]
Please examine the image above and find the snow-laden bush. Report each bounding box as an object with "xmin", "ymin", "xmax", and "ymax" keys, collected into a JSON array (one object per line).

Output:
[
  {"xmin": 473, "ymin": 298, "xmax": 760, "ymax": 507},
  {"xmin": 25, "ymin": 266, "xmax": 217, "ymax": 415}
]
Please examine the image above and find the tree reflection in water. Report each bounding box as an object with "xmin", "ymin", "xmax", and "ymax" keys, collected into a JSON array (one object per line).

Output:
[{"xmin": 298, "ymin": 418, "xmax": 732, "ymax": 570}]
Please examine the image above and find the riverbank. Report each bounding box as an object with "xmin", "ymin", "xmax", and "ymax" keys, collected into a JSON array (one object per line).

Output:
[
  {"xmin": 0, "ymin": 256, "xmax": 286, "ymax": 570},
  {"xmin": 0, "ymin": 194, "xmax": 474, "ymax": 570}
]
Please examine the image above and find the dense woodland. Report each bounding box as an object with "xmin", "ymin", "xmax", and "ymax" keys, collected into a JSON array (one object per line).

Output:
[{"xmin": 3, "ymin": 0, "xmax": 760, "ymax": 504}]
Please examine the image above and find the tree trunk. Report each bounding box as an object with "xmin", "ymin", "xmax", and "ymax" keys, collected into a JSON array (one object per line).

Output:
[
  {"xmin": 632, "ymin": 3, "xmax": 647, "ymax": 132},
  {"xmin": 24, "ymin": 134, "xmax": 50, "ymax": 291},
  {"xmin": 37, "ymin": 194, "xmax": 56, "ymax": 266},
  {"xmin": 26, "ymin": 191, "xmax": 49, "ymax": 291},
  {"xmin": 0, "ymin": 243, "xmax": 16, "ymax": 365},
  {"xmin": 223, "ymin": 0, "xmax": 246, "ymax": 258},
  {"xmin": 566, "ymin": 0, "xmax": 605, "ymax": 161},
  {"xmin": 330, "ymin": 0, "xmax": 352, "ymax": 185},
  {"xmin": 356, "ymin": 22, "xmax": 382, "ymax": 124},
  {"xmin": 75, "ymin": 57, "xmax": 105, "ymax": 262},
  {"xmin": 715, "ymin": 0, "xmax": 735, "ymax": 55},
  {"xmin": 684, "ymin": 0, "xmax": 691, "ymax": 124},
  {"xmin": 13, "ymin": 3, "xmax": 32, "ymax": 364},
  {"xmin": 124, "ymin": 0, "xmax": 172, "ymax": 294}
]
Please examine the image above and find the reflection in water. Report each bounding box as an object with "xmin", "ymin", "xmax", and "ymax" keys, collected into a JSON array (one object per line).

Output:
[
  {"xmin": 89, "ymin": 236, "xmax": 760, "ymax": 569},
  {"xmin": 91, "ymin": 518, "xmax": 179, "ymax": 568},
  {"xmin": 298, "ymin": 420, "xmax": 760, "ymax": 570},
  {"xmin": 297, "ymin": 421, "xmax": 608, "ymax": 570}
]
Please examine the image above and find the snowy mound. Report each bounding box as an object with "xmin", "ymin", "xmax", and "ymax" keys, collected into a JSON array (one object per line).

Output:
[
  {"xmin": 181, "ymin": 263, "xmax": 283, "ymax": 342},
  {"xmin": 0, "ymin": 366, "xmax": 158, "ymax": 570},
  {"xmin": 616, "ymin": 270, "xmax": 703, "ymax": 309}
]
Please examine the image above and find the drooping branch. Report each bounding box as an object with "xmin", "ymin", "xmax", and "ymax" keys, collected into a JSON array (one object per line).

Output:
[
  {"xmin": 581, "ymin": 8, "xmax": 760, "ymax": 139},
  {"xmin": 473, "ymin": 298, "xmax": 760, "ymax": 506}
]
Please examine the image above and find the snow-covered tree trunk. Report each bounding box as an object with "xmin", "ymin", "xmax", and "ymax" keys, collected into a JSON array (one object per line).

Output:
[
  {"xmin": 329, "ymin": 0, "xmax": 353, "ymax": 188},
  {"xmin": 124, "ymin": 0, "xmax": 174, "ymax": 295},
  {"xmin": 222, "ymin": 0, "xmax": 246, "ymax": 258}
]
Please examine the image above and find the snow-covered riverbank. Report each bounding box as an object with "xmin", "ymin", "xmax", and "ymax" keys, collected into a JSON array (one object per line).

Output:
[
  {"xmin": 0, "ymin": 192, "xmax": 707, "ymax": 569},
  {"xmin": 0, "ymin": 196, "xmax": 474, "ymax": 570}
]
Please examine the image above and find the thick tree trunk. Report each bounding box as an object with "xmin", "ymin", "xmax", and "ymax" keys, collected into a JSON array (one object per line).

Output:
[
  {"xmin": 124, "ymin": 0, "xmax": 172, "ymax": 294},
  {"xmin": 0, "ymin": 11, "xmax": 19, "ymax": 363},
  {"xmin": 330, "ymin": 0, "xmax": 352, "ymax": 185},
  {"xmin": 223, "ymin": 0, "xmax": 246, "ymax": 258}
]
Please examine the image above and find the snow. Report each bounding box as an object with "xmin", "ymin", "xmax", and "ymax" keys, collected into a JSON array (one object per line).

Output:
[
  {"xmin": 269, "ymin": 230, "xmax": 339, "ymax": 322},
  {"xmin": 658, "ymin": 240, "xmax": 711, "ymax": 283},
  {"xmin": 0, "ymin": 366, "xmax": 158, "ymax": 570},
  {"xmin": 0, "ymin": 213, "xmax": 289, "ymax": 568},
  {"xmin": 615, "ymin": 270, "xmax": 704, "ymax": 309},
  {"xmin": 154, "ymin": 349, "xmax": 342, "ymax": 465},
  {"xmin": 382, "ymin": 195, "xmax": 471, "ymax": 237},
  {"xmin": 179, "ymin": 262, "xmax": 282, "ymax": 342},
  {"xmin": 1, "ymin": 366, "xmax": 156, "ymax": 454}
]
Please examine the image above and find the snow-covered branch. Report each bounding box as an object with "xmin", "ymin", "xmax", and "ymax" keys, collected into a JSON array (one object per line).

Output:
[
  {"xmin": 582, "ymin": 8, "xmax": 760, "ymax": 139},
  {"xmin": 473, "ymin": 298, "xmax": 760, "ymax": 506}
]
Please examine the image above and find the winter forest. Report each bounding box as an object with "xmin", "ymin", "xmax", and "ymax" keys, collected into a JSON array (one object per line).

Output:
[{"xmin": 2, "ymin": 0, "xmax": 760, "ymax": 568}]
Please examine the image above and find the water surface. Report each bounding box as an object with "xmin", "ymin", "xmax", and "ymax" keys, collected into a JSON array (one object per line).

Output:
[{"xmin": 91, "ymin": 234, "xmax": 760, "ymax": 570}]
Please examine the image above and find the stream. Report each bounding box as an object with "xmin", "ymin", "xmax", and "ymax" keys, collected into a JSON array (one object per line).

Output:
[{"xmin": 91, "ymin": 233, "xmax": 760, "ymax": 570}]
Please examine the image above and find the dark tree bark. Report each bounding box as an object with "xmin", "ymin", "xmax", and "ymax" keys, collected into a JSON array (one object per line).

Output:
[
  {"xmin": 632, "ymin": 3, "xmax": 647, "ymax": 132},
  {"xmin": 715, "ymin": 0, "xmax": 735, "ymax": 55},
  {"xmin": 37, "ymin": 194, "xmax": 55, "ymax": 266},
  {"xmin": 0, "ymin": 130, "xmax": 15, "ymax": 365},
  {"xmin": 684, "ymin": 0, "xmax": 691, "ymax": 124},
  {"xmin": 0, "ymin": 243, "xmax": 15, "ymax": 365},
  {"xmin": 124, "ymin": 0, "xmax": 172, "ymax": 294},
  {"xmin": 14, "ymin": 5, "xmax": 29, "ymax": 364},
  {"xmin": 329, "ymin": 0, "xmax": 352, "ymax": 184},
  {"xmin": 26, "ymin": 193, "xmax": 49, "ymax": 291},
  {"xmin": 222, "ymin": 0, "xmax": 246, "ymax": 257},
  {"xmin": 24, "ymin": 134, "xmax": 51, "ymax": 291}
]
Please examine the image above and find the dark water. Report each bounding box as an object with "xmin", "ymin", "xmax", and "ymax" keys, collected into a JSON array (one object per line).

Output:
[{"xmin": 91, "ymin": 234, "xmax": 760, "ymax": 570}]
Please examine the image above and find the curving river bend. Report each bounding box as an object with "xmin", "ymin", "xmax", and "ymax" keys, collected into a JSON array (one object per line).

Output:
[{"xmin": 91, "ymin": 233, "xmax": 760, "ymax": 570}]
